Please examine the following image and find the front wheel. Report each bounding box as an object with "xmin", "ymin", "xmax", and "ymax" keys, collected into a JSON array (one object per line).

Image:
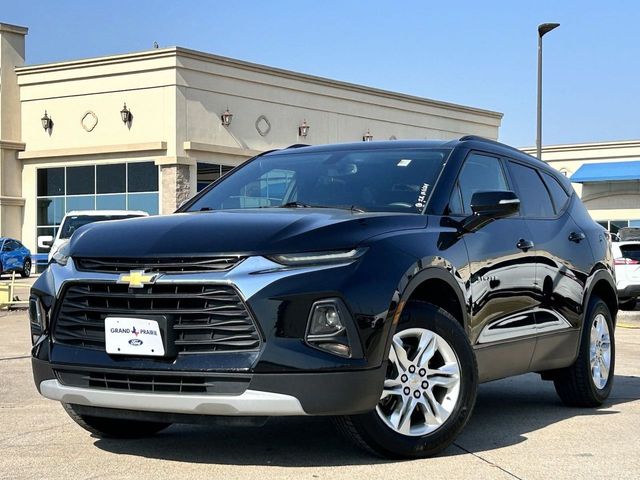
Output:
[
  {"xmin": 20, "ymin": 258, "xmax": 31, "ymax": 278},
  {"xmin": 62, "ymin": 403, "xmax": 171, "ymax": 438},
  {"xmin": 336, "ymin": 302, "xmax": 477, "ymax": 458},
  {"xmin": 553, "ymin": 296, "xmax": 615, "ymax": 407}
]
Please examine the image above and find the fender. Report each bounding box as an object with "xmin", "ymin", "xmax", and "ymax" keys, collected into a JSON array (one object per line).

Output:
[
  {"xmin": 581, "ymin": 265, "xmax": 617, "ymax": 326},
  {"xmin": 381, "ymin": 262, "xmax": 469, "ymax": 365},
  {"xmin": 554, "ymin": 265, "xmax": 617, "ymax": 369}
]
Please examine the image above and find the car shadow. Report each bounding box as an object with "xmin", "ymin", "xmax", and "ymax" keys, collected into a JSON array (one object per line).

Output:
[
  {"xmin": 447, "ymin": 372, "xmax": 639, "ymax": 456},
  {"xmin": 93, "ymin": 373, "xmax": 639, "ymax": 466}
]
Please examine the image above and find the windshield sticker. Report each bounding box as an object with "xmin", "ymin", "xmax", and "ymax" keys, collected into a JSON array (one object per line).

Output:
[
  {"xmin": 397, "ymin": 159, "xmax": 412, "ymax": 167},
  {"xmin": 414, "ymin": 183, "xmax": 429, "ymax": 210}
]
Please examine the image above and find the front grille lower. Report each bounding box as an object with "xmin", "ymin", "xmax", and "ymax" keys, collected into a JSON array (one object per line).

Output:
[
  {"xmin": 53, "ymin": 282, "xmax": 261, "ymax": 353},
  {"xmin": 74, "ymin": 256, "xmax": 244, "ymax": 274},
  {"xmin": 55, "ymin": 369, "xmax": 249, "ymax": 395}
]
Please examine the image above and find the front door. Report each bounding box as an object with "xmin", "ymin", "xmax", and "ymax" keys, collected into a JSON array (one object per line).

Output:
[{"xmin": 447, "ymin": 152, "xmax": 539, "ymax": 381}]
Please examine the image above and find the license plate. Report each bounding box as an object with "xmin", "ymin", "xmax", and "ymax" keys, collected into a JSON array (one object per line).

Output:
[{"xmin": 104, "ymin": 317, "xmax": 165, "ymax": 356}]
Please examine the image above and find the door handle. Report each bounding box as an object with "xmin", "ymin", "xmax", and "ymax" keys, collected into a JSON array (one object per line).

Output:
[
  {"xmin": 568, "ymin": 231, "xmax": 586, "ymax": 243},
  {"xmin": 516, "ymin": 239, "xmax": 534, "ymax": 252}
]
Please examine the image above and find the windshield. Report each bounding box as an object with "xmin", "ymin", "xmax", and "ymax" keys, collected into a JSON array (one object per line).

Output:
[
  {"xmin": 187, "ymin": 148, "xmax": 451, "ymax": 213},
  {"xmin": 59, "ymin": 215, "xmax": 143, "ymax": 239}
]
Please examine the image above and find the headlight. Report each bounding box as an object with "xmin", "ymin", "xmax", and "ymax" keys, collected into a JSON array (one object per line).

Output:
[
  {"xmin": 50, "ymin": 242, "xmax": 71, "ymax": 266},
  {"xmin": 29, "ymin": 295, "xmax": 47, "ymax": 344},
  {"xmin": 268, "ymin": 248, "xmax": 366, "ymax": 266}
]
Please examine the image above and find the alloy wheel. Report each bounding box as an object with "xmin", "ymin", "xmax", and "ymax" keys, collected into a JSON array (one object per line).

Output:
[
  {"xmin": 376, "ymin": 327, "xmax": 461, "ymax": 436},
  {"xmin": 590, "ymin": 313, "xmax": 611, "ymax": 390}
]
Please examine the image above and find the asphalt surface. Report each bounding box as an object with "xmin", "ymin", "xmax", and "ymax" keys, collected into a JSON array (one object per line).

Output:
[{"xmin": 1, "ymin": 295, "xmax": 639, "ymax": 480}]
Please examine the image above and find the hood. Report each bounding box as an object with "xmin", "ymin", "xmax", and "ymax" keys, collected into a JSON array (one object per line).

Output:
[{"xmin": 69, "ymin": 209, "xmax": 428, "ymax": 258}]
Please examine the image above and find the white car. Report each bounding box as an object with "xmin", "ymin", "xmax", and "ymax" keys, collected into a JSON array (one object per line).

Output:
[
  {"xmin": 39, "ymin": 210, "xmax": 149, "ymax": 262},
  {"xmin": 612, "ymin": 240, "xmax": 640, "ymax": 310}
]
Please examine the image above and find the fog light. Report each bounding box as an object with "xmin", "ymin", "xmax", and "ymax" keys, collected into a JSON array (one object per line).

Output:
[
  {"xmin": 308, "ymin": 302, "xmax": 344, "ymax": 337},
  {"xmin": 314, "ymin": 342, "xmax": 351, "ymax": 357},
  {"xmin": 306, "ymin": 299, "xmax": 353, "ymax": 358}
]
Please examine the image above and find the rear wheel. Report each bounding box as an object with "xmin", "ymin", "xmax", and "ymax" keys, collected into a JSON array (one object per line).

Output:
[
  {"xmin": 336, "ymin": 302, "xmax": 477, "ymax": 458},
  {"xmin": 20, "ymin": 258, "xmax": 31, "ymax": 278},
  {"xmin": 553, "ymin": 297, "xmax": 615, "ymax": 407},
  {"xmin": 62, "ymin": 403, "xmax": 171, "ymax": 438}
]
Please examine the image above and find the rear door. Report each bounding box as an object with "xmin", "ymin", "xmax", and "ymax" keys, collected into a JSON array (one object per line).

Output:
[
  {"xmin": 448, "ymin": 151, "xmax": 538, "ymax": 380},
  {"xmin": 506, "ymin": 161, "xmax": 591, "ymax": 371}
]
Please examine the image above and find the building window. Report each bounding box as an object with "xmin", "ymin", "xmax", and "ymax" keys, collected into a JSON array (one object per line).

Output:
[
  {"xmin": 197, "ymin": 163, "xmax": 234, "ymax": 192},
  {"xmin": 36, "ymin": 161, "xmax": 159, "ymax": 253}
]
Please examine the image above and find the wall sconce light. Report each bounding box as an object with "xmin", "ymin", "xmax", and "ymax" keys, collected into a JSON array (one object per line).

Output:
[
  {"xmin": 221, "ymin": 108, "xmax": 233, "ymax": 127},
  {"xmin": 298, "ymin": 119, "xmax": 310, "ymax": 137},
  {"xmin": 41, "ymin": 111, "xmax": 53, "ymax": 131},
  {"xmin": 362, "ymin": 130, "xmax": 373, "ymax": 142},
  {"xmin": 120, "ymin": 103, "xmax": 132, "ymax": 124}
]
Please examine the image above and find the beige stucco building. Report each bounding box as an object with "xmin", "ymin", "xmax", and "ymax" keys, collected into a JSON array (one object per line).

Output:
[
  {"xmin": 0, "ymin": 22, "xmax": 503, "ymax": 255},
  {"xmin": 522, "ymin": 141, "xmax": 640, "ymax": 234}
]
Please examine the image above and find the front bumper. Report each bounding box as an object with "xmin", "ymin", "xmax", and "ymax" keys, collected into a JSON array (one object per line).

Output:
[
  {"xmin": 33, "ymin": 358, "xmax": 386, "ymax": 416},
  {"xmin": 40, "ymin": 379, "xmax": 306, "ymax": 416},
  {"xmin": 31, "ymin": 252, "xmax": 405, "ymax": 418}
]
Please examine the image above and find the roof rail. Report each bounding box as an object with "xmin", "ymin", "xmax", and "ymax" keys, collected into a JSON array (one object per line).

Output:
[
  {"xmin": 459, "ymin": 135, "xmax": 531, "ymax": 157},
  {"xmin": 286, "ymin": 143, "xmax": 310, "ymax": 149}
]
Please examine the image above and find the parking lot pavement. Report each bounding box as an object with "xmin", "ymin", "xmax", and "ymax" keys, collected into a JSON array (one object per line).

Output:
[{"xmin": 1, "ymin": 310, "xmax": 639, "ymax": 480}]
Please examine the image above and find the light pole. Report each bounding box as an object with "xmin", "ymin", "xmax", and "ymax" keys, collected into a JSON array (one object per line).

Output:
[{"xmin": 537, "ymin": 22, "xmax": 560, "ymax": 159}]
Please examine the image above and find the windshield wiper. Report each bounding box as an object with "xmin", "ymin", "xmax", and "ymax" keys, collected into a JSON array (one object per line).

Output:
[
  {"xmin": 279, "ymin": 201, "xmax": 315, "ymax": 208},
  {"xmin": 279, "ymin": 202, "xmax": 367, "ymax": 213}
]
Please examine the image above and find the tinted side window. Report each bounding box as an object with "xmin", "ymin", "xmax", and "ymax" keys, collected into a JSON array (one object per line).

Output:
[
  {"xmin": 541, "ymin": 171, "xmax": 570, "ymax": 214},
  {"xmin": 509, "ymin": 162, "xmax": 555, "ymax": 217},
  {"xmin": 452, "ymin": 153, "xmax": 508, "ymax": 215}
]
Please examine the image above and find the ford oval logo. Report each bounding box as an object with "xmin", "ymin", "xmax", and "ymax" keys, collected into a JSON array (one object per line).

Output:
[{"xmin": 128, "ymin": 339, "xmax": 144, "ymax": 346}]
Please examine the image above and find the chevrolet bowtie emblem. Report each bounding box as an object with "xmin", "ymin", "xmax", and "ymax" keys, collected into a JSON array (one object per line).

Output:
[{"xmin": 117, "ymin": 270, "xmax": 157, "ymax": 288}]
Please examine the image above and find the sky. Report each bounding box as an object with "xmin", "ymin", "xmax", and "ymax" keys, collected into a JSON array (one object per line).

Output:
[{"xmin": 2, "ymin": 1, "xmax": 639, "ymax": 147}]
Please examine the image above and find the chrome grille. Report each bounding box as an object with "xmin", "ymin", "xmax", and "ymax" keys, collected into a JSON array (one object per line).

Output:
[{"xmin": 53, "ymin": 282, "xmax": 261, "ymax": 353}]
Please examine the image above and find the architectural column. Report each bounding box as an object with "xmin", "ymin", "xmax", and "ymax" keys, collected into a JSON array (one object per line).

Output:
[
  {"xmin": 160, "ymin": 162, "xmax": 196, "ymax": 214},
  {"xmin": 0, "ymin": 23, "xmax": 28, "ymax": 239}
]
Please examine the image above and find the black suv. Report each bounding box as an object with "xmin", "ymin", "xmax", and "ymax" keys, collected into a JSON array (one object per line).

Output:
[{"xmin": 30, "ymin": 137, "xmax": 616, "ymax": 458}]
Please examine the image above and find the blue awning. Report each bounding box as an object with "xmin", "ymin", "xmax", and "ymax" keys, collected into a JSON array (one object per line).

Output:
[{"xmin": 570, "ymin": 161, "xmax": 640, "ymax": 183}]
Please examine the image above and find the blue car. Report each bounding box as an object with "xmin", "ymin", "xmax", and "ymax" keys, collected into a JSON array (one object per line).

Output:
[{"xmin": 0, "ymin": 237, "xmax": 31, "ymax": 278}]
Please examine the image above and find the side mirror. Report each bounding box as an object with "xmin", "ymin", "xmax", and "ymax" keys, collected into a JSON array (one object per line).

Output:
[
  {"xmin": 38, "ymin": 235, "xmax": 54, "ymax": 249},
  {"xmin": 461, "ymin": 190, "xmax": 520, "ymax": 232}
]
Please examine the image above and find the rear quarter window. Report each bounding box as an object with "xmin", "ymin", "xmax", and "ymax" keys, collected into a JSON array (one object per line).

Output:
[{"xmin": 541, "ymin": 171, "xmax": 570, "ymax": 214}]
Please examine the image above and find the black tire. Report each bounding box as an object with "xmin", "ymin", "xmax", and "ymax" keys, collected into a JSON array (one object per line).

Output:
[
  {"xmin": 336, "ymin": 301, "xmax": 477, "ymax": 458},
  {"xmin": 553, "ymin": 296, "xmax": 615, "ymax": 407},
  {"xmin": 62, "ymin": 403, "xmax": 171, "ymax": 438},
  {"xmin": 20, "ymin": 258, "xmax": 31, "ymax": 278},
  {"xmin": 619, "ymin": 299, "xmax": 636, "ymax": 311}
]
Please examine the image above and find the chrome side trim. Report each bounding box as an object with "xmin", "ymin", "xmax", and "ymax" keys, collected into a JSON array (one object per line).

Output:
[
  {"xmin": 40, "ymin": 379, "xmax": 307, "ymax": 416},
  {"xmin": 49, "ymin": 256, "xmax": 355, "ymax": 302},
  {"xmin": 477, "ymin": 308, "xmax": 572, "ymax": 344}
]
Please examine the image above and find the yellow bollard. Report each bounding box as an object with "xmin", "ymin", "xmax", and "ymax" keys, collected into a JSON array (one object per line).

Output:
[
  {"xmin": 0, "ymin": 271, "xmax": 30, "ymax": 309},
  {"xmin": 0, "ymin": 281, "xmax": 9, "ymax": 305}
]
